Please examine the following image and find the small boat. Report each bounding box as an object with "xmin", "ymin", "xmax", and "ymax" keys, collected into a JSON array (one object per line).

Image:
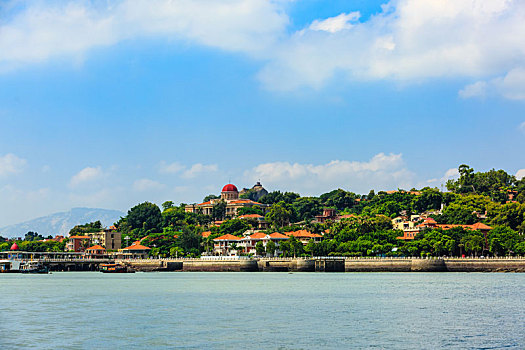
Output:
[
  {"xmin": 19, "ymin": 261, "xmax": 49, "ymax": 274},
  {"xmin": 100, "ymin": 263, "xmax": 134, "ymax": 273}
]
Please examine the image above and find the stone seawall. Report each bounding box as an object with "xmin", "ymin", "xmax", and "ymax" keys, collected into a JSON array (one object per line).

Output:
[
  {"xmin": 345, "ymin": 259, "xmax": 412, "ymax": 272},
  {"xmin": 182, "ymin": 260, "xmax": 258, "ymax": 272},
  {"xmin": 344, "ymin": 258, "xmax": 525, "ymax": 272},
  {"xmin": 116, "ymin": 260, "xmax": 182, "ymax": 272},
  {"xmin": 445, "ymin": 259, "xmax": 525, "ymax": 272},
  {"xmin": 117, "ymin": 258, "xmax": 525, "ymax": 272}
]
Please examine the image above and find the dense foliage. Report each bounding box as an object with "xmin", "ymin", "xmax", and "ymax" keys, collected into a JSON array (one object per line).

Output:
[{"xmin": 3, "ymin": 165, "xmax": 524, "ymax": 258}]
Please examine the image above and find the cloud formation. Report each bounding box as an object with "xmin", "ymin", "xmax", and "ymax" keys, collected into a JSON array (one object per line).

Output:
[
  {"xmin": 516, "ymin": 169, "xmax": 525, "ymax": 180},
  {"xmin": 159, "ymin": 161, "xmax": 218, "ymax": 178},
  {"xmin": 0, "ymin": 153, "xmax": 26, "ymax": 176},
  {"xmin": 2, "ymin": 0, "xmax": 525, "ymax": 99},
  {"xmin": 69, "ymin": 166, "xmax": 105, "ymax": 187},
  {"xmin": 3, "ymin": 0, "xmax": 525, "ymax": 97},
  {"xmin": 0, "ymin": 0, "xmax": 287, "ymax": 71},
  {"xmin": 244, "ymin": 153, "xmax": 414, "ymax": 195},
  {"xmin": 260, "ymin": 0, "xmax": 525, "ymax": 92},
  {"xmin": 181, "ymin": 163, "xmax": 218, "ymax": 179},
  {"xmin": 133, "ymin": 178, "xmax": 165, "ymax": 191}
]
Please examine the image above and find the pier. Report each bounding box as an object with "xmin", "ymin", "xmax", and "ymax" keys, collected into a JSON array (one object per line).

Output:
[{"xmin": 2, "ymin": 250, "xmax": 525, "ymax": 272}]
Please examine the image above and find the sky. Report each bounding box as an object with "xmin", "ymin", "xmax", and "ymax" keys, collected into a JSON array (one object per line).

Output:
[{"xmin": 1, "ymin": 0, "xmax": 525, "ymax": 226}]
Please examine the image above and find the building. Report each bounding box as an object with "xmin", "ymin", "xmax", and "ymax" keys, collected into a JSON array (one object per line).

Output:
[
  {"xmin": 240, "ymin": 232, "xmax": 290, "ymax": 256},
  {"xmin": 239, "ymin": 181, "xmax": 269, "ymax": 201},
  {"xmin": 213, "ymin": 234, "xmax": 242, "ymax": 256},
  {"xmin": 315, "ymin": 208, "xmax": 337, "ymax": 223},
  {"xmin": 185, "ymin": 184, "xmax": 268, "ymax": 217},
  {"xmin": 395, "ymin": 217, "xmax": 493, "ymax": 240},
  {"xmin": 83, "ymin": 229, "xmax": 122, "ymax": 250},
  {"xmin": 118, "ymin": 243, "xmax": 151, "ymax": 259},
  {"xmin": 238, "ymin": 214, "xmax": 269, "ymax": 229},
  {"xmin": 283, "ymin": 230, "xmax": 323, "ymax": 245},
  {"xmin": 84, "ymin": 245, "xmax": 106, "ymax": 258},
  {"xmin": 66, "ymin": 236, "xmax": 90, "ymax": 252}
]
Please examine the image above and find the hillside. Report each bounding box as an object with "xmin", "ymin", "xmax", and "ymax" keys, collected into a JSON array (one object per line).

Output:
[{"xmin": 0, "ymin": 207, "xmax": 125, "ymax": 238}]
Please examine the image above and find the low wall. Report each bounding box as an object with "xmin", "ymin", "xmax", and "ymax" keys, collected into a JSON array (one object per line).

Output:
[
  {"xmin": 344, "ymin": 258, "xmax": 525, "ymax": 272},
  {"xmin": 116, "ymin": 260, "xmax": 182, "ymax": 272},
  {"xmin": 180, "ymin": 259, "xmax": 258, "ymax": 272},
  {"xmin": 116, "ymin": 258, "xmax": 525, "ymax": 273},
  {"xmin": 345, "ymin": 259, "xmax": 412, "ymax": 272},
  {"xmin": 445, "ymin": 259, "xmax": 525, "ymax": 272}
]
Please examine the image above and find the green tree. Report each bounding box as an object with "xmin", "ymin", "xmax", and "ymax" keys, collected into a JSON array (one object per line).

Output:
[
  {"xmin": 218, "ymin": 219, "xmax": 250, "ymax": 237},
  {"xmin": 266, "ymin": 240, "xmax": 276, "ymax": 256},
  {"xmin": 319, "ymin": 189, "xmax": 357, "ymax": 210},
  {"xmin": 203, "ymin": 194, "xmax": 220, "ymax": 202},
  {"xmin": 162, "ymin": 201, "xmax": 174, "ymax": 210},
  {"xmin": 265, "ymin": 201, "xmax": 294, "ymax": 227},
  {"xmin": 292, "ymin": 197, "xmax": 322, "ymax": 221},
  {"xmin": 126, "ymin": 202, "xmax": 162, "ymax": 233},
  {"xmin": 255, "ymin": 241, "xmax": 265, "ymax": 256},
  {"xmin": 236, "ymin": 206, "xmax": 263, "ymax": 216},
  {"xmin": 260, "ymin": 191, "xmax": 299, "ymax": 205},
  {"xmin": 69, "ymin": 221, "xmax": 103, "ymax": 235},
  {"xmin": 212, "ymin": 201, "xmax": 227, "ymax": 221},
  {"xmin": 24, "ymin": 231, "xmax": 44, "ymax": 241}
]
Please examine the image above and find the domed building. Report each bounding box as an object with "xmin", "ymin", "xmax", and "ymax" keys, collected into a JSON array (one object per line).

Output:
[{"xmin": 185, "ymin": 183, "xmax": 268, "ymax": 218}]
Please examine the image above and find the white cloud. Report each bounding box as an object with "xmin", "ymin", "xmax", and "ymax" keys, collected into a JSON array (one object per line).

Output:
[
  {"xmin": 516, "ymin": 169, "xmax": 525, "ymax": 180},
  {"xmin": 309, "ymin": 12, "xmax": 360, "ymax": 33},
  {"xmin": 459, "ymin": 81, "xmax": 488, "ymax": 99},
  {"xmin": 426, "ymin": 168, "xmax": 459, "ymax": 186},
  {"xmin": 69, "ymin": 166, "xmax": 105, "ymax": 187},
  {"xmin": 0, "ymin": 153, "xmax": 26, "ymax": 176},
  {"xmin": 133, "ymin": 178, "xmax": 165, "ymax": 191},
  {"xmin": 259, "ymin": 0, "xmax": 525, "ymax": 92},
  {"xmin": 244, "ymin": 153, "xmax": 414, "ymax": 195},
  {"xmin": 159, "ymin": 161, "xmax": 185, "ymax": 174},
  {"xmin": 0, "ymin": 0, "xmax": 288, "ymax": 71},
  {"xmin": 442, "ymin": 168, "xmax": 460, "ymax": 180},
  {"xmin": 182, "ymin": 163, "xmax": 218, "ymax": 179},
  {"xmin": 461, "ymin": 68, "xmax": 525, "ymax": 100},
  {"xmin": 519, "ymin": 121, "xmax": 525, "ymax": 133},
  {"xmin": 3, "ymin": 0, "xmax": 525, "ymax": 96},
  {"xmin": 159, "ymin": 161, "xmax": 218, "ymax": 178}
]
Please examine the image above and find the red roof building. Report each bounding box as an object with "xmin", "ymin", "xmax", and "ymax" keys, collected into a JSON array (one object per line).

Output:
[
  {"xmin": 185, "ymin": 184, "xmax": 268, "ymax": 218},
  {"xmin": 284, "ymin": 230, "xmax": 323, "ymax": 244},
  {"xmin": 213, "ymin": 234, "xmax": 242, "ymax": 256},
  {"xmin": 85, "ymin": 245, "xmax": 106, "ymax": 258},
  {"xmin": 222, "ymin": 184, "xmax": 238, "ymax": 192}
]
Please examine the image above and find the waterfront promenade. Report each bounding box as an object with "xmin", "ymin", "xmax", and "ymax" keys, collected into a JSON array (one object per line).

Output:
[
  {"xmin": 115, "ymin": 256, "xmax": 525, "ymax": 273},
  {"xmin": 3, "ymin": 249, "xmax": 525, "ymax": 272}
]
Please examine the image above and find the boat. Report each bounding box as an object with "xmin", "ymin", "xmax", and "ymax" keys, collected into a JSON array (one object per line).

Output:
[
  {"xmin": 0, "ymin": 259, "xmax": 14, "ymax": 273},
  {"xmin": 100, "ymin": 263, "xmax": 134, "ymax": 273},
  {"xmin": 0, "ymin": 260, "xmax": 49, "ymax": 273},
  {"xmin": 19, "ymin": 261, "xmax": 49, "ymax": 274}
]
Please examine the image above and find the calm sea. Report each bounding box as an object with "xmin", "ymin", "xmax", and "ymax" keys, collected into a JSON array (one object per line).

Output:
[{"xmin": 1, "ymin": 272, "xmax": 524, "ymax": 349}]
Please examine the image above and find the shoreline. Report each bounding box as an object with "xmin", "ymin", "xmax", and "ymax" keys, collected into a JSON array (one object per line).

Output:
[{"xmin": 112, "ymin": 257, "xmax": 525, "ymax": 273}]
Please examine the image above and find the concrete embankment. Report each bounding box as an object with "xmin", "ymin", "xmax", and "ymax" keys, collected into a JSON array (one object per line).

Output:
[
  {"xmin": 445, "ymin": 259, "xmax": 525, "ymax": 272},
  {"xmin": 116, "ymin": 259, "xmax": 182, "ymax": 272},
  {"xmin": 345, "ymin": 259, "xmax": 412, "ymax": 272},
  {"xmin": 344, "ymin": 258, "xmax": 525, "ymax": 272},
  {"xmin": 182, "ymin": 259, "xmax": 258, "ymax": 272},
  {"xmin": 116, "ymin": 258, "xmax": 525, "ymax": 272}
]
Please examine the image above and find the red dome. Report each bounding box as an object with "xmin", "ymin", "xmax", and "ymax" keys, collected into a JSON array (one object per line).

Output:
[
  {"xmin": 222, "ymin": 184, "xmax": 238, "ymax": 192},
  {"xmin": 10, "ymin": 243, "xmax": 19, "ymax": 251}
]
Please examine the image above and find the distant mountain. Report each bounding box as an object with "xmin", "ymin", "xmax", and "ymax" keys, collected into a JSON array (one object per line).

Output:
[{"xmin": 0, "ymin": 207, "xmax": 125, "ymax": 238}]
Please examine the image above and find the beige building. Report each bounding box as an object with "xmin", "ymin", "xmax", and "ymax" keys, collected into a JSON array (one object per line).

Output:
[
  {"xmin": 84, "ymin": 229, "xmax": 122, "ymax": 250},
  {"xmin": 185, "ymin": 184, "xmax": 267, "ymax": 217}
]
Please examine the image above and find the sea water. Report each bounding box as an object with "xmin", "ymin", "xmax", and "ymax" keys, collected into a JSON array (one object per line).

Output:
[{"xmin": 1, "ymin": 272, "xmax": 524, "ymax": 349}]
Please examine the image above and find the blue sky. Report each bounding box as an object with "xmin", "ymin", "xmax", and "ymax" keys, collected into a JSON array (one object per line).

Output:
[{"xmin": 1, "ymin": 0, "xmax": 525, "ymax": 226}]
